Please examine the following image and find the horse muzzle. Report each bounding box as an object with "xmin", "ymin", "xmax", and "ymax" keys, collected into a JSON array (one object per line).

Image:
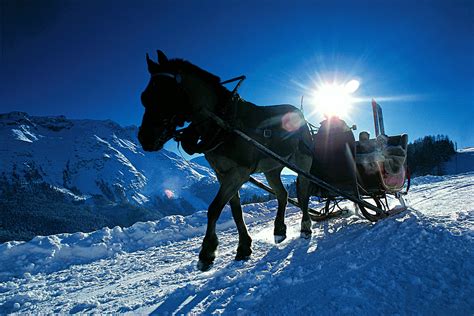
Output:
[{"xmin": 138, "ymin": 124, "xmax": 176, "ymax": 152}]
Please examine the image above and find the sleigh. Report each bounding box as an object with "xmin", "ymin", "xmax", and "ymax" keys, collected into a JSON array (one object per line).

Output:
[
  {"xmin": 302, "ymin": 100, "xmax": 409, "ymax": 221},
  {"xmin": 245, "ymin": 99, "xmax": 410, "ymax": 222}
]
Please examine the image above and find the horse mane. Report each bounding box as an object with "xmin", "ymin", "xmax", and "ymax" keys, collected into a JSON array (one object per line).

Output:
[{"xmin": 168, "ymin": 59, "xmax": 231, "ymax": 97}]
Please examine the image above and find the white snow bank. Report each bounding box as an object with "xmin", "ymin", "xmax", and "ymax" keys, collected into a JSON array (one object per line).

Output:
[
  {"xmin": 0, "ymin": 216, "xmax": 197, "ymax": 282},
  {"xmin": 458, "ymin": 147, "xmax": 474, "ymax": 153},
  {"xmin": 443, "ymin": 149, "xmax": 474, "ymax": 174},
  {"xmin": 0, "ymin": 200, "xmax": 276, "ymax": 282}
]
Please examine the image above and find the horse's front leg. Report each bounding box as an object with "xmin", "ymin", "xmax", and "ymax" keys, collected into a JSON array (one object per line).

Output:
[
  {"xmin": 229, "ymin": 192, "xmax": 252, "ymax": 260},
  {"xmin": 197, "ymin": 169, "xmax": 249, "ymax": 271}
]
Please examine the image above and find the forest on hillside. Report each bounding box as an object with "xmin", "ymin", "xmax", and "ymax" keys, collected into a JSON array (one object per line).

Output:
[{"xmin": 407, "ymin": 135, "xmax": 456, "ymax": 176}]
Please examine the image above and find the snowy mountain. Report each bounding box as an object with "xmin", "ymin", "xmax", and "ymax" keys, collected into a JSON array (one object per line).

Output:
[
  {"xmin": 0, "ymin": 112, "xmax": 218, "ymax": 241},
  {"xmin": 0, "ymin": 172, "xmax": 472, "ymax": 314}
]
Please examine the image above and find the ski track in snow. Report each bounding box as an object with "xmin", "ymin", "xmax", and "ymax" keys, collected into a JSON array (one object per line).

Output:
[{"xmin": 0, "ymin": 173, "xmax": 473, "ymax": 314}]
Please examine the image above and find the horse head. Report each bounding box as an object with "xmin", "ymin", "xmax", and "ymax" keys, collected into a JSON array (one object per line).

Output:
[
  {"xmin": 138, "ymin": 50, "xmax": 229, "ymax": 152},
  {"xmin": 138, "ymin": 50, "xmax": 190, "ymax": 151}
]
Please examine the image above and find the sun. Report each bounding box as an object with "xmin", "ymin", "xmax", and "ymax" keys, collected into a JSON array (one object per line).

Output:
[{"xmin": 311, "ymin": 79, "xmax": 360, "ymax": 118}]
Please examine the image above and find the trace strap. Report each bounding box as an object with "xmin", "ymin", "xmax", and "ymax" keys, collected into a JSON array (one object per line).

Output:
[{"xmin": 221, "ymin": 75, "xmax": 246, "ymax": 85}]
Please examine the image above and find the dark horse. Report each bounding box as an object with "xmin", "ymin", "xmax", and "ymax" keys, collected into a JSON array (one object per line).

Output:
[{"xmin": 138, "ymin": 50, "xmax": 314, "ymax": 271}]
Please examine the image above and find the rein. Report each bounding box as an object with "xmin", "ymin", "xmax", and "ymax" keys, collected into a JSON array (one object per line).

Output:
[{"xmin": 221, "ymin": 75, "xmax": 246, "ymax": 94}]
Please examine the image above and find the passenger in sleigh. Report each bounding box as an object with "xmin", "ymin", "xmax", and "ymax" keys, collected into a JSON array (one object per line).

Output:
[
  {"xmin": 311, "ymin": 115, "xmax": 356, "ymax": 190},
  {"xmin": 357, "ymin": 133, "xmax": 407, "ymax": 172},
  {"xmin": 356, "ymin": 130, "xmax": 408, "ymax": 191}
]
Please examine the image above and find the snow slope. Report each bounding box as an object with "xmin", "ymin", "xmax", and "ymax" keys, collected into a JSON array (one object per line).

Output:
[
  {"xmin": 443, "ymin": 147, "xmax": 474, "ymax": 175},
  {"xmin": 0, "ymin": 173, "xmax": 473, "ymax": 314}
]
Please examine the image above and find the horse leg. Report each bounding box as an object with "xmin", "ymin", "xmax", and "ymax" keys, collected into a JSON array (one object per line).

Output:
[
  {"xmin": 229, "ymin": 192, "xmax": 252, "ymax": 261},
  {"xmin": 264, "ymin": 167, "xmax": 288, "ymax": 243},
  {"xmin": 296, "ymin": 175, "xmax": 312, "ymax": 238},
  {"xmin": 197, "ymin": 168, "xmax": 249, "ymax": 271},
  {"xmin": 296, "ymin": 151, "xmax": 313, "ymax": 238}
]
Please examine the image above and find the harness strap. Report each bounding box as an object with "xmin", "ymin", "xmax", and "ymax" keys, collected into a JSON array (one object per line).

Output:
[
  {"xmin": 219, "ymin": 76, "xmax": 246, "ymax": 124},
  {"xmin": 221, "ymin": 75, "xmax": 246, "ymax": 86},
  {"xmin": 173, "ymin": 75, "xmax": 247, "ymax": 154},
  {"xmin": 174, "ymin": 118, "xmax": 226, "ymax": 155}
]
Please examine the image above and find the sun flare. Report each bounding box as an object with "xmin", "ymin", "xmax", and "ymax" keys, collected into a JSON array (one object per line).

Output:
[
  {"xmin": 164, "ymin": 189, "xmax": 175, "ymax": 199},
  {"xmin": 311, "ymin": 80, "xmax": 360, "ymax": 118}
]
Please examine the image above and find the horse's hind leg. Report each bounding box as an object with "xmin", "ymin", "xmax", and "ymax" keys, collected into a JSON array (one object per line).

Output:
[
  {"xmin": 229, "ymin": 192, "xmax": 252, "ymax": 261},
  {"xmin": 198, "ymin": 168, "xmax": 249, "ymax": 271},
  {"xmin": 296, "ymin": 175, "xmax": 312, "ymax": 238},
  {"xmin": 264, "ymin": 167, "xmax": 288, "ymax": 243},
  {"xmin": 296, "ymin": 152, "xmax": 313, "ymax": 239}
]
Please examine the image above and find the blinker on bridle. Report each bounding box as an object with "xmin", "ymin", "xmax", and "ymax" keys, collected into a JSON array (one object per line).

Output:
[{"xmin": 151, "ymin": 72, "xmax": 182, "ymax": 84}]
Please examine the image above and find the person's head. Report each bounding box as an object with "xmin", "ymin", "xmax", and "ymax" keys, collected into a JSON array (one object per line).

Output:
[{"xmin": 359, "ymin": 131, "xmax": 370, "ymax": 141}]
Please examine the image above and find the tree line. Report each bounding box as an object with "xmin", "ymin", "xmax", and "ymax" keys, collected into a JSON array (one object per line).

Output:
[{"xmin": 406, "ymin": 135, "xmax": 456, "ymax": 176}]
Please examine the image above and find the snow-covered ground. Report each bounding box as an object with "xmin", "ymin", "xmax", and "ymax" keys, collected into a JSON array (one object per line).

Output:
[{"xmin": 0, "ymin": 173, "xmax": 473, "ymax": 314}]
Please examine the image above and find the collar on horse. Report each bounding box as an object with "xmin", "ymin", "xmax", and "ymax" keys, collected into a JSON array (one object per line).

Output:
[{"xmin": 171, "ymin": 74, "xmax": 246, "ymax": 155}]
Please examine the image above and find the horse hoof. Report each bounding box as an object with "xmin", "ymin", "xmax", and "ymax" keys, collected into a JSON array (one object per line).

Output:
[
  {"xmin": 274, "ymin": 234, "xmax": 287, "ymax": 244},
  {"xmin": 197, "ymin": 260, "xmax": 213, "ymax": 272},
  {"xmin": 235, "ymin": 254, "xmax": 251, "ymax": 261},
  {"xmin": 301, "ymin": 219, "xmax": 312, "ymax": 232},
  {"xmin": 300, "ymin": 230, "xmax": 312, "ymax": 239},
  {"xmin": 236, "ymin": 246, "xmax": 252, "ymax": 261}
]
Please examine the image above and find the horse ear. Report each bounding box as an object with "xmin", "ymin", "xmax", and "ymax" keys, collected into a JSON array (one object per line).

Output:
[
  {"xmin": 157, "ymin": 50, "xmax": 168, "ymax": 64},
  {"xmin": 146, "ymin": 53, "xmax": 158, "ymax": 73}
]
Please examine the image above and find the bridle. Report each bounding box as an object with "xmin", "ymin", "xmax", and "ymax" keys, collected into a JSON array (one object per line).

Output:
[
  {"xmin": 142, "ymin": 72, "xmax": 187, "ymax": 148},
  {"xmin": 151, "ymin": 72, "xmax": 182, "ymax": 83}
]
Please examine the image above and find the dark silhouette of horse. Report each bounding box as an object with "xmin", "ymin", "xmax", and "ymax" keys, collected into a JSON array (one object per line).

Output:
[{"xmin": 138, "ymin": 50, "xmax": 314, "ymax": 271}]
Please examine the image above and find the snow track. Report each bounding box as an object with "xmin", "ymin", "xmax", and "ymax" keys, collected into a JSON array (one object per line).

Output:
[{"xmin": 0, "ymin": 173, "xmax": 473, "ymax": 314}]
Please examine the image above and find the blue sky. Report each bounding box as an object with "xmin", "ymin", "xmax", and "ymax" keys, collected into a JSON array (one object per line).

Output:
[{"xmin": 1, "ymin": 0, "xmax": 473, "ymax": 148}]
